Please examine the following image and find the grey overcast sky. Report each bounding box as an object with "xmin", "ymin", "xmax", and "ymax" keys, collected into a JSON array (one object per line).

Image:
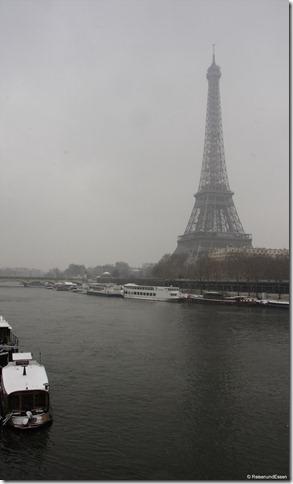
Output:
[{"xmin": 0, "ymin": 0, "xmax": 289, "ymax": 270}]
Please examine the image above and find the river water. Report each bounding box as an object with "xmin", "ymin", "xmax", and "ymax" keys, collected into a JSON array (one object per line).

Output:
[{"xmin": 0, "ymin": 286, "xmax": 289, "ymax": 480}]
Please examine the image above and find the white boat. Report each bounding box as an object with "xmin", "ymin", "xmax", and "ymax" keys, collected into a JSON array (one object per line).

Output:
[
  {"xmin": 87, "ymin": 283, "xmax": 123, "ymax": 298},
  {"xmin": 55, "ymin": 281, "xmax": 77, "ymax": 291},
  {"xmin": 123, "ymin": 284, "xmax": 184, "ymax": 302},
  {"xmin": 0, "ymin": 316, "xmax": 19, "ymax": 369},
  {"xmin": 0, "ymin": 353, "xmax": 52, "ymax": 429},
  {"xmin": 267, "ymin": 299, "xmax": 289, "ymax": 309}
]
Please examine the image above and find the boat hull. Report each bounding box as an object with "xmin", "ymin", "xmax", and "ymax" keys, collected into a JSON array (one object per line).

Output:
[
  {"xmin": 87, "ymin": 290, "xmax": 123, "ymax": 298},
  {"xmin": 8, "ymin": 412, "xmax": 52, "ymax": 430},
  {"xmin": 267, "ymin": 301, "xmax": 289, "ymax": 309},
  {"xmin": 123, "ymin": 295, "xmax": 184, "ymax": 302}
]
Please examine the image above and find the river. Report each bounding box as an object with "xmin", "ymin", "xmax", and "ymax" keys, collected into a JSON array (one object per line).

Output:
[{"xmin": 0, "ymin": 286, "xmax": 289, "ymax": 480}]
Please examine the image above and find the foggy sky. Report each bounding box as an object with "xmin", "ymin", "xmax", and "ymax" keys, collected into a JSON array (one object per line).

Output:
[{"xmin": 0, "ymin": 0, "xmax": 289, "ymax": 270}]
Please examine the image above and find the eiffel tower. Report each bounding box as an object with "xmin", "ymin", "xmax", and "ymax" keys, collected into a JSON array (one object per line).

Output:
[{"xmin": 175, "ymin": 48, "xmax": 252, "ymax": 258}]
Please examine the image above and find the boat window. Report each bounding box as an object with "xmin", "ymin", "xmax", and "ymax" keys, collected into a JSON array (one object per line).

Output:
[
  {"xmin": 34, "ymin": 392, "xmax": 47, "ymax": 409},
  {"xmin": 22, "ymin": 393, "xmax": 34, "ymax": 411},
  {"xmin": 9, "ymin": 394, "xmax": 20, "ymax": 411}
]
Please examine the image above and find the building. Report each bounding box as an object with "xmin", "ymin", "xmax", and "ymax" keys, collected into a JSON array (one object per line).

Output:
[{"xmin": 174, "ymin": 48, "xmax": 252, "ymax": 258}]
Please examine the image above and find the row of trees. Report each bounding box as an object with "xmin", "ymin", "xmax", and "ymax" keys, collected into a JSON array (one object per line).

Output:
[
  {"xmin": 45, "ymin": 261, "xmax": 154, "ymax": 280},
  {"xmin": 34, "ymin": 252, "xmax": 289, "ymax": 283},
  {"xmin": 151, "ymin": 252, "xmax": 289, "ymax": 282},
  {"xmin": 45, "ymin": 262, "xmax": 132, "ymax": 279}
]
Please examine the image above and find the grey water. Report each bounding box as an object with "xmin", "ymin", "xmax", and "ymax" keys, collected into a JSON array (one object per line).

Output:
[{"xmin": 0, "ymin": 287, "xmax": 289, "ymax": 480}]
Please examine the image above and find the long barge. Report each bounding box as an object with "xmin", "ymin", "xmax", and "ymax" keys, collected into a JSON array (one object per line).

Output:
[{"xmin": 184, "ymin": 292, "xmax": 289, "ymax": 309}]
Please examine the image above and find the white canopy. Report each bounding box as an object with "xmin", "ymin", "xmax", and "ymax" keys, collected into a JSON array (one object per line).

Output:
[
  {"xmin": 13, "ymin": 353, "xmax": 32, "ymax": 362},
  {"xmin": 2, "ymin": 360, "xmax": 49, "ymax": 395},
  {"xmin": 0, "ymin": 316, "xmax": 12, "ymax": 330}
]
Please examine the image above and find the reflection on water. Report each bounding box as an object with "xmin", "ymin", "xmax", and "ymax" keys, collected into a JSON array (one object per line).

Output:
[{"xmin": 0, "ymin": 287, "xmax": 289, "ymax": 480}]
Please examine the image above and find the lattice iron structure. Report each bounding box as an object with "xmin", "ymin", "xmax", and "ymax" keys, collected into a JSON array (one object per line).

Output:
[{"xmin": 175, "ymin": 49, "xmax": 252, "ymax": 257}]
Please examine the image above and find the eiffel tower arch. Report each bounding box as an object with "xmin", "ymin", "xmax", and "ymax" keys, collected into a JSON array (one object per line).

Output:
[{"xmin": 175, "ymin": 49, "xmax": 252, "ymax": 258}]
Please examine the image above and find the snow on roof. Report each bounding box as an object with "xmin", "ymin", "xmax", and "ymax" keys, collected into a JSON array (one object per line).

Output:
[
  {"xmin": 0, "ymin": 316, "xmax": 12, "ymax": 330},
  {"xmin": 13, "ymin": 352, "xmax": 32, "ymax": 362},
  {"xmin": 2, "ymin": 360, "xmax": 49, "ymax": 395},
  {"xmin": 56, "ymin": 281, "xmax": 75, "ymax": 285}
]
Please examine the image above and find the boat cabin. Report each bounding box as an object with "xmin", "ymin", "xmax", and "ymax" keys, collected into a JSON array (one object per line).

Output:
[
  {"xmin": 0, "ymin": 316, "xmax": 19, "ymax": 368},
  {"xmin": 123, "ymin": 284, "xmax": 182, "ymax": 301},
  {"xmin": 0, "ymin": 316, "xmax": 14, "ymax": 345},
  {"xmin": 1, "ymin": 353, "xmax": 51, "ymax": 429}
]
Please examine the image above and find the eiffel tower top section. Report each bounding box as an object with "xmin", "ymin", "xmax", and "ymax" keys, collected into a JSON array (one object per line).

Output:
[{"xmin": 198, "ymin": 45, "xmax": 231, "ymax": 193}]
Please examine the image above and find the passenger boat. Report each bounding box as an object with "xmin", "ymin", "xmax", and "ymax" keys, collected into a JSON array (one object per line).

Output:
[
  {"xmin": 87, "ymin": 283, "xmax": 123, "ymax": 298},
  {"xmin": 184, "ymin": 293, "xmax": 289, "ymax": 309},
  {"xmin": 184, "ymin": 292, "xmax": 258, "ymax": 306},
  {"xmin": 123, "ymin": 284, "xmax": 184, "ymax": 302},
  {"xmin": 55, "ymin": 281, "xmax": 77, "ymax": 291},
  {"xmin": 185, "ymin": 291, "xmax": 235, "ymax": 305},
  {"xmin": 266, "ymin": 300, "xmax": 289, "ymax": 309},
  {"xmin": 22, "ymin": 281, "xmax": 44, "ymax": 288},
  {"xmin": 0, "ymin": 316, "xmax": 19, "ymax": 370},
  {"xmin": 0, "ymin": 353, "xmax": 52, "ymax": 429}
]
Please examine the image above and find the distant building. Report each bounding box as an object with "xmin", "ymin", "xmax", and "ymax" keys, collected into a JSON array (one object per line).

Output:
[
  {"xmin": 208, "ymin": 247, "xmax": 289, "ymax": 262},
  {"xmin": 174, "ymin": 49, "xmax": 252, "ymax": 258}
]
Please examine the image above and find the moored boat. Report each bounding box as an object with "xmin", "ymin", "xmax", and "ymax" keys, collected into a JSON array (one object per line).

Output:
[
  {"xmin": 266, "ymin": 300, "xmax": 289, "ymax": 309},
  {"xmin": 87, "ymin": 283, "xmax": 123, "ymax": 298},
  {"xmin": 183, "ymin": 292, "xmax": 289, "ymax": 309},
  {"xmin": 184, "ymin": 291, "xmax": 235, "ymax": 305},
  {"xmin": 0, "ymin": 316, "xmax": 19, "ymax": 369},
  {"xmin": 22, "ymin": 281, "xmax": 44, "ymax": 288},
  {"xmin": 55, "ymin": 281, "xmax": 77, "ymax": 291},
  {"xmin": 123, "ymin": 284, "xmax": 184, "ymax": 302},
  {"xmin": 0, "ymin": 353, "xmax": 52, "ymax": 429},
  {"xmin": 184, "ymin": 292, "xmax": 258, "ymax": 306}
]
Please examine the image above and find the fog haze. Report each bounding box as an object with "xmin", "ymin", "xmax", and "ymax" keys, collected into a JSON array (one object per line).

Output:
[{"xmin": 0, "ymin": 0, "xmax": 288, "ymax": 270}]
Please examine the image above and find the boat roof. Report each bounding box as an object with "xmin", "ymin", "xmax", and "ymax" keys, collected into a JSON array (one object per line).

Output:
[
  {"xmin": 57, "ymin": 281, "xmax": 76, "ymax": 285},
  {"xmin": 1, "ymin": 359, "xmax": 49, "ymax": 395},
  {"xmin": 123, "ymin": 284, "xmax": 179, "ymax": 290},
  {"xmin": 157, "ymin": 286, "xmax": 179, "ymax": 290},
  {"xmin": 13, "ymin": 352, "xmax": 32, "ymax": 362},
  {"xmin": 0, "ymin": 316, "xmax": 12, "ymax": 330},
  {"xmin": 268, "ymin": 300, "xmax": 289, "ymax": 305}
]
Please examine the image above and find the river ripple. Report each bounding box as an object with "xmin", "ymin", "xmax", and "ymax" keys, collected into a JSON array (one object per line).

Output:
[{"xmin": 0, "ymin": 287, "xmax": 289, "ymax": 480}]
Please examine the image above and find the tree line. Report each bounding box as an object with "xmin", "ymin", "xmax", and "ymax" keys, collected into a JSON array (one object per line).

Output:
[
  {"xmin": 151, "ymin": 252, "xmax": 289, "ymax": 282},
  {"xmin": 44, "ymin": 261, "xmax": 152, "ymax": 280}
]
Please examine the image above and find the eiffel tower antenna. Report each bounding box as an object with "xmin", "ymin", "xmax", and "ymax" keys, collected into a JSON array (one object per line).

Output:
[
  {"xmin": 212, "ymin": 43, "xmax": 215, "ymax": 63},
  {"xmin": 174, "ymin": 52, "xmax": 252, "ymax": 258}
]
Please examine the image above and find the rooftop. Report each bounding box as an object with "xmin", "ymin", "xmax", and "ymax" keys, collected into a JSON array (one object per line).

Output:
[
  {"xmin": 0, "ymin": 316, "xmax": 12, "ymax": 330},
  {"xmin": 1, "ymin": 359, "xmax": 49, "ymax": 395}
]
